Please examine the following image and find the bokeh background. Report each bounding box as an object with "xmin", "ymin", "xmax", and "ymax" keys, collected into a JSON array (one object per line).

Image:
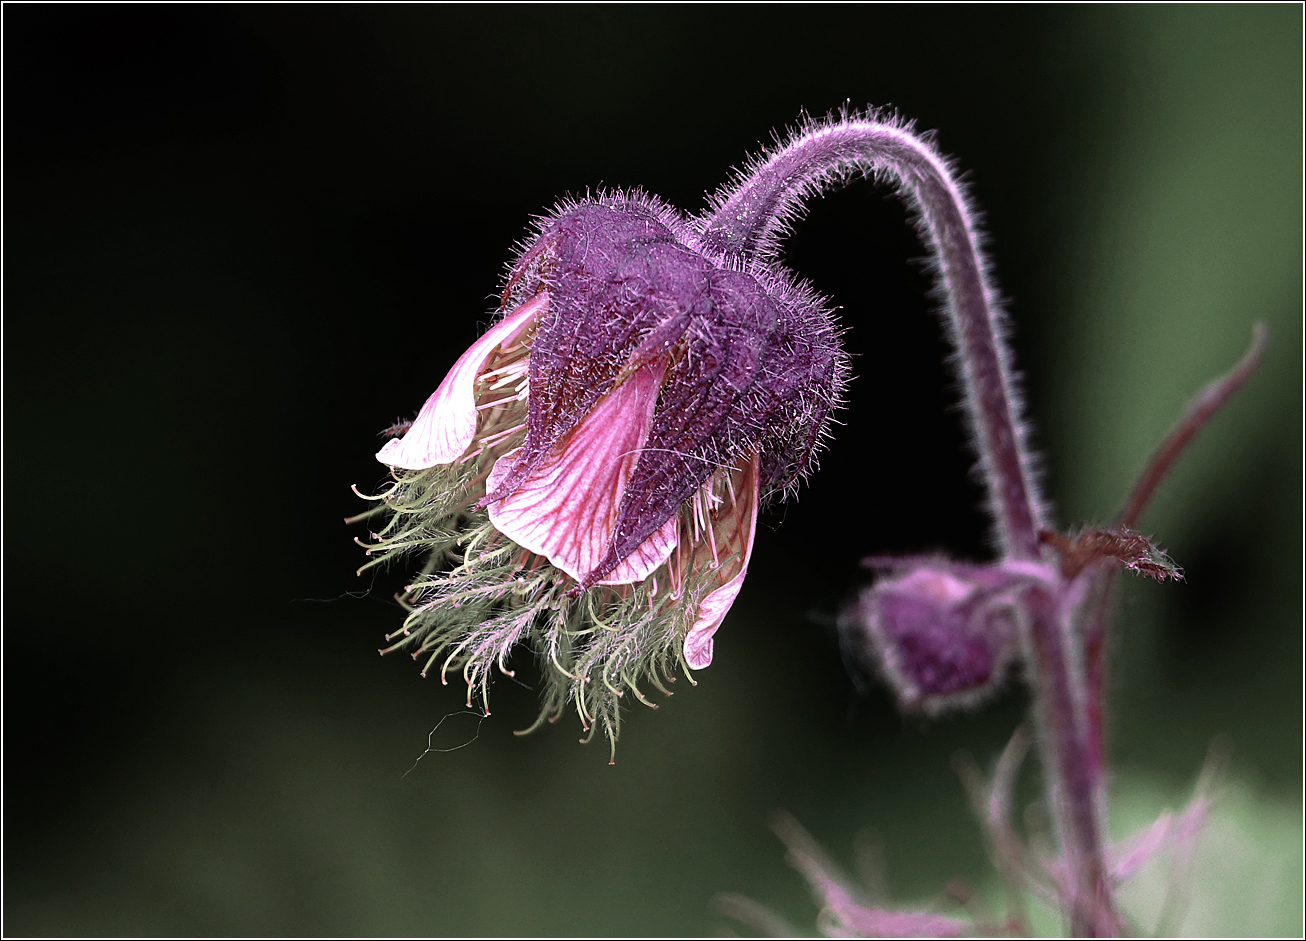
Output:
[{"xmin": 5, "ymin": 5, "xmax": 1301, "ymax": 936}]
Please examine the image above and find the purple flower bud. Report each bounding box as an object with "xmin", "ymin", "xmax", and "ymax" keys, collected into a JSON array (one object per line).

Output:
[
  {"xmin": 357, "ymin": 190, "xmax": 847, "ymax": 750},
  {"xmin": 845, "ymin": 559, "xmax": 1037, "ymax": 714}
]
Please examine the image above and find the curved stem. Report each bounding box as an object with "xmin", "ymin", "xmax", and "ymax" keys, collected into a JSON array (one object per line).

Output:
[
  {"xmin": 698, "ymin": 116, "xmax": 1045, "ymax": 559},
  {"xmin": 703, "ymin": 115, "xmax": 1123, "ymax": 933}
]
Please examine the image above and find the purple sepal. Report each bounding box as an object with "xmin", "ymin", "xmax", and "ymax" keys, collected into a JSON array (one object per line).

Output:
[{"xmin": 484, "ymin": 192, "xmax": 848, "ymax": 586}]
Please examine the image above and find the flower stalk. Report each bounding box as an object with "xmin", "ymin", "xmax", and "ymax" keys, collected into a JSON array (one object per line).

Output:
[
  {"xmin": 698, "ymin": 116, "xmax": 1046, "ymax": 559},
  {"xmin": 704, "ymin": 112, "xmax": 1262, "ymax": 935},
  {"xmin": 699, "ymin": 112, "xmax": 1116, "ymax": 933}
]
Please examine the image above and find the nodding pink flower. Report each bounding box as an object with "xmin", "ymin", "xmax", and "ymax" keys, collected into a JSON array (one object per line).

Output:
[{"xmin": 353, "ymin": 191, "xmax": 846, "ymax": 751}]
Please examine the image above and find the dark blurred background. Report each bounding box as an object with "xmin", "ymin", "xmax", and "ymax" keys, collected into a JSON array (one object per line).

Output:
[{"xmin": 4, "ymin": 5, "xmax": 1300, "ymax": 936}]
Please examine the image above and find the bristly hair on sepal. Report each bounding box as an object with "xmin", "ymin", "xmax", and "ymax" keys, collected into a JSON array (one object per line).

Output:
[{"xmin": 494, "ymin": 188, "xmax": 850, "ymax": 514}]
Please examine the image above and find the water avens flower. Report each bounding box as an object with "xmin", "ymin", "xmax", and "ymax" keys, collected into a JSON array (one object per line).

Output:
[{"xmin": 353, "ymin": 190, "xmax": 847, "ymax": 752}]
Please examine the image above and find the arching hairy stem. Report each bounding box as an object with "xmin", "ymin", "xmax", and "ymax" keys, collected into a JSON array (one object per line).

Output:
[
  {"xmin": 696, "ymin": 113, "xmax": 1045, "ymax": 560},
  {"xmin": 701, "ymin": 113, "xmax": 1124, "ymax": 934}
]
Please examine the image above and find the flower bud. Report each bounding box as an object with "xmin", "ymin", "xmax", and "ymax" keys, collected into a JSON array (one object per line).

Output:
[{"xmin": 844, "ymin": 560, "xmax": 1028, "ymax": 715}]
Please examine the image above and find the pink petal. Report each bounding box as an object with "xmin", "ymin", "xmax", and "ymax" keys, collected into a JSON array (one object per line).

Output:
[
  {"xmin": 1109, "ymin": 810, "xmax": 1174, "ymax": 882},
  {"xmin": 683, "ymin": 453, "xmax": 760, "ymax": 670},
  {"xmin": 772, "ymin": 809, "xmax": 969, "ymax": 938},
  {"xmin": 375, "ymin": 295, "xmax": 545, "ymax": 470},
  {"xmin": 599, "ymin": 514, "xmax": 680, "ymax": 586},
  {"xmin": 485, "ymin": 361, "xmax": 675, "ymax": 583}
]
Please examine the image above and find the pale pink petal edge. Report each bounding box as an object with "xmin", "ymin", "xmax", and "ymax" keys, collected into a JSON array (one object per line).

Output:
[
  {"xmin": 599, "ymin": 514, "xmax": 679, "ymax": 586},
  {"xmin": 486, "ymin": 363, "xmax": 676, "ymax": 583},
  {"xmin": 683, "ymin": 454, "xmax": 761, "ymax": 670},
  {"xmin": 375, "ymin": 295, "xmax": 545, "ymax": 470}
]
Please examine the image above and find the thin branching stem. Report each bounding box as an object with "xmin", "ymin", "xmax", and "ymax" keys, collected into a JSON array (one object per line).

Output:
[{"xmin": 1084, "ymin": 324, "xmax": 1269, "ymax": 787}]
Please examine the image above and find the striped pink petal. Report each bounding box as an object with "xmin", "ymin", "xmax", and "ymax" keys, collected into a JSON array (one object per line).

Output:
[
  {"xmin": 485, "ymin": 360, "xmax": 676, "ymax": 584},
  {"xmin": 683, "ymin": 453, "xmax": 760, "ymax": 670},
  {"xmin": 597, "ymin": 515, "xmax": 679, "ymax": 586},
  {"xmin": 376, "ymin": 295, "xmax": 545, "ymax": 470}
]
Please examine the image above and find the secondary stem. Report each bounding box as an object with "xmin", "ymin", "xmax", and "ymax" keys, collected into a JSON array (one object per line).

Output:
[
  {"xmin": 1083, "ymin": 323, "xmax": 1269, "ymax": 794},
  {"xmin": 1118, "ymin": 323, "xmax": 1268, "ymax": 531}
]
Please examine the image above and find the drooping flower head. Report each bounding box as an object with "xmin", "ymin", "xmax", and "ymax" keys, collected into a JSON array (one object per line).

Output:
[{"xmin": 354, "ymin": 189, "xmax": 847, "ymax": 752}]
